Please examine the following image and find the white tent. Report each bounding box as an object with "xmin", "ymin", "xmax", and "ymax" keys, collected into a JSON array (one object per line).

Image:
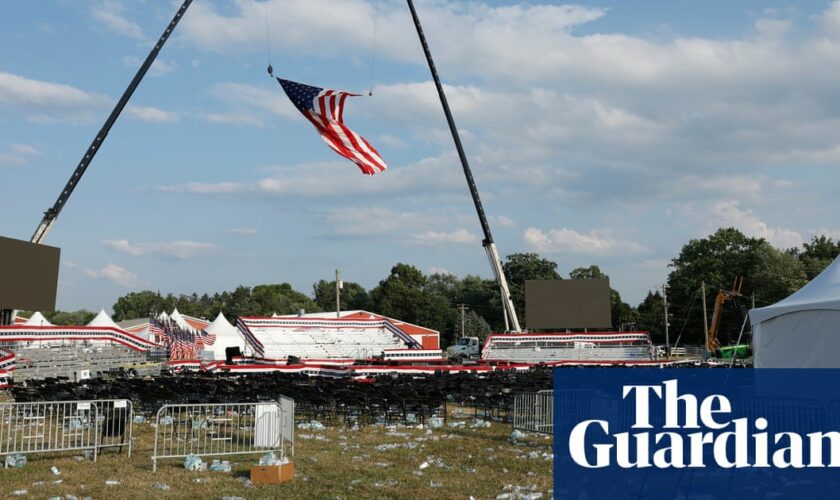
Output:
[
  {"xmin": 24, "ymin": 311, "xmax": 53, "ymax": 327},
  {"xmin": 87, "ymin": 309, "xmax": 120, "ymax": 329},
  {"xmin": 750, "ymin": 256, "xmax": 840, "ymax": 367},
  {"xmin": 203, "ymin": 312, "xmax": 247, "ymax": 360},
  {"xmin": 169, "ymin": 308, "xmax": 196, "ymax": 333}
]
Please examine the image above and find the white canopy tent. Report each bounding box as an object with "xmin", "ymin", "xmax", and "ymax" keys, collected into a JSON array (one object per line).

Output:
[
  {"xmin": 750, "ymin": 256, "xmax": 840, "ymax": 367},
  {"xmin": 169, "ymin": 308, "xmax": 196, "ymax": 333},
  {"xmin": 87, "ymin": 309, "xmax": 121, "ymax": 329},
  {"xmin": 24, "ymin": 311, "xmax": 53, "ymax": 327},
  {"xmin": 203, "ymin": 312, "xmax": 248, "ymax": 360}
]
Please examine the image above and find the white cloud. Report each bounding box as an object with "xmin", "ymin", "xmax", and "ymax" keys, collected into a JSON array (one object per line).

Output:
[
  {"xmin": 226, "ymin": 228, "xmax": 258, "ymax": 235},
  {"xmin": 810, "ymin": 228, "xmax": 840, "ymax": 241},
  {"xmin": 0, "ymin": 72, "xmax": 109, "ymax": 122},
  {"xmin": 126, "ymin": 105, "xmax": 179, "ymax": 123},
  {"xmin": 0, "ymin": 143, "xmax": 40, "ymax": 167},
  {"xmin": 410, "ymin": 229, "xmax": 479, "ymax": 246},
  {"xmin": 91, "ymin": 1, "xmax": 144, "ymax": 40},
  {"xmin": 323, "ymin": 207, "xmax": 475, "ymax": 246},
  {"xmin": 206, "ymin": 82, "xmax": 298, "ymax": 122},
  {"xmin": 201, "ymin": 112, "xmax": 265, "ymax": 127},
  {"xmin": 524, "ymin": 227, "xmax": 646, "ymax": 255},
  {"xmin": 123, "ymin": 56, "xmax": 177, "ymax": 76},
  {"xmin": 104, "ymin": 239, "xmax": 216, "ymax": 259},
  {"xmin": 158, "ymin": 155, "xmax": 465, "ymax": 200},
  {"xmin": 84, "ymin": 263, "xmax": 138, "ymax": 287},
  {"xmin": 491, "ymin": 215, "xmax": 516, "ymax": 228},
  {"xmin": 677, "ymin": 200, "xmax": 804, "ymax": 249},
  {"xmin": 428, "ymin": 267, "xmax": 453, "ymax": 276}
]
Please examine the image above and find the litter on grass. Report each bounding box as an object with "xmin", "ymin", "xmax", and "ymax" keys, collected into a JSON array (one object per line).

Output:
[{"xmin": 5, "ymin": 454, "xmax": 26, "ymax": 468}]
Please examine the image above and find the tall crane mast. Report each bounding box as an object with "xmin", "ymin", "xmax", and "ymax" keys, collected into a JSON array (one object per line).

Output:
[
  {"xmin": 30, "ymin": 0, "xmax": 194, "ymax": 244},
  {"xmin": 406, "ymin": 0, "xmax": 522, "ymax": 332}
]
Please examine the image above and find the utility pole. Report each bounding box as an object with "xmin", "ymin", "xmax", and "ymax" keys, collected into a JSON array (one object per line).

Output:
[
  {"xmin": 458, "ymin": 304, "xmax": 468, "ymax": 338},
  {"xmin": 662, "ymin": 284, "xmax": 670, "ymax": 358},
  {"xmin": 335, "ymin": 269, "xmax": 342, "ymax": 318},
  {"xmin": 702, "ymin": 282, "xmax": 709, "ymax": 358}
]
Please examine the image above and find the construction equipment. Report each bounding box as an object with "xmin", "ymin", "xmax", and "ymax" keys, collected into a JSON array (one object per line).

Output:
[
  {"xmin": 406, "ymin": 0, "xmax": 521, "ymax": 332},
  {"xmin": 30, "ymin": 0, "xmax": 193, "ymax": 245},
  {"xmin": 0, "ymin": 1, "xmax": 193, "ymax": 327},
  {"xmin": 707, "ymin": 277, "xmax": 744, "ymax": 352}
]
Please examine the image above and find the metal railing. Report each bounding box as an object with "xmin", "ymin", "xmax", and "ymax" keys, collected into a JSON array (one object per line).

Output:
[
  {"xmin": 512, "ymin": 390, "xmax": 554, "ymax": 434},
  {"xmin": 278, "ymin": 395, "xmax": 295, "ymax": 456},
  {"xmin": 0, "ymin": 401, "xmax": 100, "ymax": 465},
  {"xmin": 96, "ymin": 399, "xmax": 134, "ymax": 457},
  {"xmin": 152, "ymin": 401, "xmax": 289, "ymax": 472}
]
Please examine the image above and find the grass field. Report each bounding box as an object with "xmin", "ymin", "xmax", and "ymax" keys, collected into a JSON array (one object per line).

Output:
[{"xmin": 0, "ymin": 408, "xmax": 553, "ymax": 499}]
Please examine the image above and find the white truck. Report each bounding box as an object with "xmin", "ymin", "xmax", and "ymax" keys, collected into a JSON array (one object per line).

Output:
[{"xmin": 446, "ymin": 337, "xmax": 481, "ymax": 361}]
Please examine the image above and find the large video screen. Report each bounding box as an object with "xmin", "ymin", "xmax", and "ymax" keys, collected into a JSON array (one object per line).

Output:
[
  {"xmin": 525, "ymin": 279, "xmax": 611, "ymax": 329},
  {"xmin": 0, "ymin": 235, "xmax": 60, "ymax": 311}
]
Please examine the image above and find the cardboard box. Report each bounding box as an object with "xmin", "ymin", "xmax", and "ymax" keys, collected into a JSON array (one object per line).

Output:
[{"xmin": 250, "ymin": 462, "xmax": 294, "ymax": 485}]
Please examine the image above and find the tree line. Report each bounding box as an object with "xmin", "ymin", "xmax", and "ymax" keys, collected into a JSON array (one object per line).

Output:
[{"xmin": 31, "ymin": 229, "xmax": 840, "ymax": 348}]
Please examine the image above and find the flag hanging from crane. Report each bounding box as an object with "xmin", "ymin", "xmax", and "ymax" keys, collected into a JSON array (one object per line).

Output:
[{"xmin": 276, "ymin": 78, "xmax": 387, "ymax": 175}]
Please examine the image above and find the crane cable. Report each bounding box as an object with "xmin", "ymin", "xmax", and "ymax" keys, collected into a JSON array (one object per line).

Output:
[
  {"xmin": 368, "ymin": 2, "xmax": 379, "ymax": 96},
  {"xmin": 265, "ymin": 1, "xmax": 274, "ymax": 77}
]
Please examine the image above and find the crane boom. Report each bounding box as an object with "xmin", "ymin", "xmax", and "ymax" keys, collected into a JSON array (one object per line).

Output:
[
  {"xmin": 30, "ymin": 0, "xmax": 194, "ymax": 244},
  {"xmin": 406, "ymin": 0, "xmax": 521, "ymax": 332}
]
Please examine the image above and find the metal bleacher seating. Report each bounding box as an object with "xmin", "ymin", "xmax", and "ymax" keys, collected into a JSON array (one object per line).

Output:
[
  {"xmin": 12, "ymin": 345, "xmax": 158, "ymax": 382},
  {"xmin": 254, "ymin": 326, "xmax": 405, "ymax": 360}
]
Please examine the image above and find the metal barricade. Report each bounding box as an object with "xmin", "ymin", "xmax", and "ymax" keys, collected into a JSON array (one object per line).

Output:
[
  {"xmin": 152, "ymin": 402, "xmax": 288, "ymax": 472},
  {"xmin": 0, "ymin": 401, "xmax": 99, "ymax": 465},
  {"xmin": 96, "ymin": 399, "xmax": 133, "ymax": 457},
  {"xmin": 512, "ymin": 390, "xmax": 554, "ymax": 434},
  {"xmin": 278, "ymin": 395, "xmax": 295, "ymax": 456}
]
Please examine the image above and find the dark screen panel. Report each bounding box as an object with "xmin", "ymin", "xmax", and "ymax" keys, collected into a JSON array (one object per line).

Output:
[
  {"xmin": 0, "ymin": 236, "xmax": 60, "ymax": 311},
  {"xmin": 525, "ymin": 279, "xmax": 611, "ymax": 329}
]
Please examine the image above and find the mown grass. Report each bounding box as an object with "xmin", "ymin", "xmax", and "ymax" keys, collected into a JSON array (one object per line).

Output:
[{"xmin": 0, "ymin": 408, "xmax": 553, "ymax": 499}]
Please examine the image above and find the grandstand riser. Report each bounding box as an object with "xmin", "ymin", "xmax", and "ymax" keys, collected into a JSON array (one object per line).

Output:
[{"xmin": 11, "ymin": 346, "xmax": 157, "ymax": 382}]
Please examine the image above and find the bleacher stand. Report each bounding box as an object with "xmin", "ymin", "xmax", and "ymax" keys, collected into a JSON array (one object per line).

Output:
[
  {"xmin": 237, "ymin": 312, "xmax": 438, "ymax": 361},
  {"xmin": 481, "ymin": 332, "xmax": 654, "ymax": 363},
  {"xmin": 0, "ymin": 310, "xmax": 158, "ymax": 383}
]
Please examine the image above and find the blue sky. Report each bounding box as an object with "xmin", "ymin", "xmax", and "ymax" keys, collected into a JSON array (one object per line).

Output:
[{"xmin": 1, "ymin": 0, "xmax": 840, "ymax": 313}]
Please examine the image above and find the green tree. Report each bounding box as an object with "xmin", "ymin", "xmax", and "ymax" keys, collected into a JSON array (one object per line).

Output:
[
  {"xmin": 569, "ymin": 265, "xmax": 606, "ymax": 280},
  {"xmin": 252, "ymin": 283, "xmax": 321, "ymax": 316},
  {"xmin": 370, "ymin": 263, "xmax": 428, "ymax": 324},
  {"xmin": 370, "ymin": 264, "xmax": 460, "ymax": 344},
  {"xmin": 667, "ymin": 228, "xmax": 766, "ymax": 345},
  {"xmin": 751, "ymin": 244, "xmax": 808, "ymax": 305},
  {"xmin": 313, "ymin": 280, "xmax": 371, "ymax": 312},
  {"xmin": 637, "ymin": 291, "xmax": 665, "ymax": 341},
  {"xmin": 456, "ymin": 275, "xmax": 505, "ymax": 331},
  {"xmin": 570, "ymin": 265, "xmax": 636, "ymax": 329},
  {"xmin": 502, "ymin": 252, "xmax": 561, "ymax": 325},
  {"xmin": 797, "ymin": 235, "xmax": 840, "ymax": 280},
  {"xmin": 112, "ymin": 290, "xmax": 172, "ymax": 321},
  {"xmin": 461, "ymin": 310, "xmax": 492, "ymax": 343},
  {"xmin": 19, "ymin": 309, "xmax": 97, "ymax": 326}
]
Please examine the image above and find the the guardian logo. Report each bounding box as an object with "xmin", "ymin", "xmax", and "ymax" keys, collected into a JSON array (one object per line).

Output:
[{"xmin": 569, "ymin": 379, "xmax": 840, "ymax": 469}]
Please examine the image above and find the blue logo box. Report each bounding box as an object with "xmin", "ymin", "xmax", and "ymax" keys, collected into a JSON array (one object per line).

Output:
[{"xmin": 554, "ymin": 368, "xmax": 840, "ymax": 499}]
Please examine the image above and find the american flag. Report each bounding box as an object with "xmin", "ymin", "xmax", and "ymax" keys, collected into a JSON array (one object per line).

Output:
[
  {"xmin": 149, "ymin": 316, "xmax": 165, "ymax": 342},
  {"xmin": 276, "ymin": 78, "xmax": 387, "ymax": 175},
  {"xmin": 202, "ymin": 331, "xmax": 216, "ymax": 346}
]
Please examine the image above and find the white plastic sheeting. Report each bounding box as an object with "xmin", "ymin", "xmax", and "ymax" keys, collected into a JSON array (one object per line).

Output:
[{"xmin": 750, "ymin": 255, "xmax": 840, "ymax": 367}]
